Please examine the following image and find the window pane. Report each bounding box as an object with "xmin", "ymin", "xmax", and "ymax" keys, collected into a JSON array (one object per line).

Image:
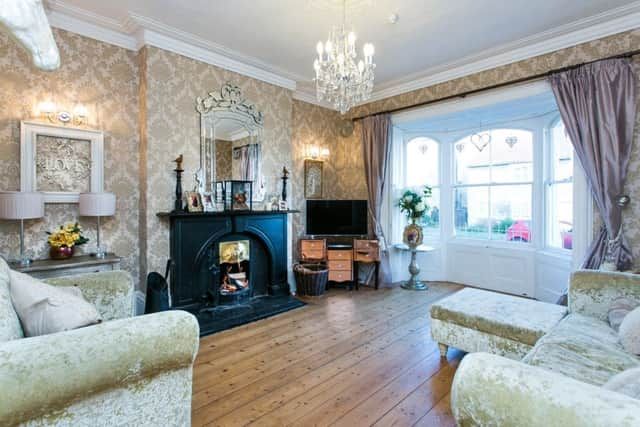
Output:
[
  {"xmin": 420, "ymin": 187, "xmax": 440, "ymax": 241},
  {"xmin": 454, "ymin": 186, "xmax": 489, "ymax": 239},
  {"xmin": 548, "ymin": 182, "xmax": 573, "ymax": 250},
  {"xmin": 406, "ymin": 138, "xmax": 439, "ymax": 186},
  {"xmin": 490, "ymin": 184, "xmax": 532, "ymax": 243},
  {"xmin": 490, "ymin": 129, "xmax": 533, "ymax": 183},
  {"xmin": 454, "ymin": 135, "xmax": 491, "ymax": 185},
  {"xmin": 551, "ymin": 121, "xmax": 573, "ymax": 181}
]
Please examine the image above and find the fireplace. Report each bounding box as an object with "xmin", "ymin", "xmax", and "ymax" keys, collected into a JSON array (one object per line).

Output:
[{"xmin": 158, "ymin": 210, "xmax": 304, "ymax": 336}]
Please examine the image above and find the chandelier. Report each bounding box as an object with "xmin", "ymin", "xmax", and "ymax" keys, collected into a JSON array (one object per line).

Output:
[{"xmin": 313, "ymin": 0, "xmax": 375, "ymax": 114}]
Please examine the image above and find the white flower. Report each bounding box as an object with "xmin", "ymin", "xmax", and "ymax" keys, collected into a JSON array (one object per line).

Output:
[
  {"xmin": 415, "ymin": 202, "xmax": 425, "ymax": 212},
  {"xmin": 404, "ymin": 195, "xmax": 413, "ymax": 203}
]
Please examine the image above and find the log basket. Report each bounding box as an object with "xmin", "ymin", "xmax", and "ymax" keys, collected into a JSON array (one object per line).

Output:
[{"xmin": 294, "ymin": 263, "xmax": 329, "ymax": 296}]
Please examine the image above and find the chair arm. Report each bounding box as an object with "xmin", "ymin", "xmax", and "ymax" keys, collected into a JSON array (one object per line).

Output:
[
  {"xmin": 44, "ymin": 270, "xmax": 134, "ymax": 320},
  {"xmin": 451, "ymin": 353, "xmax": 640, "ymax": 427},
  {"xmin": 0, "ymin": 310, "xmax": 199, "ymax": 426},
  {"xmin": 569, "ymin": 269, "xmax": 640, "ymax": 321}
]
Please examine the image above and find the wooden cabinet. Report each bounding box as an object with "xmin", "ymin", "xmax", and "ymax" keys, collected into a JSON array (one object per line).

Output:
[
  {"xmin": 300, "ymin": 239, "xmax": 326, "ymax": 262},
  {"xmin": 298, "ymin": 239, "xmax": 380, "ymax": 289},
  {"xmin": 327, "ymin": 248, "xmax": 353, "ymax": 283}
]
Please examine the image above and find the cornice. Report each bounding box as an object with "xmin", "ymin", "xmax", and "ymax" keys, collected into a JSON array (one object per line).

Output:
[{"xmin": 45, "ymin": 0, "xmax": 640, "ymax": 110}]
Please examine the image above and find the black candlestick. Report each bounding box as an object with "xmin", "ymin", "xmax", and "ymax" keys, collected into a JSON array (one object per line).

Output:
[
  {"xmin": 174, "ymin": 154, "xmax": 184, "ymax": 212},
  {"xmin": 281, "ymin": 166, "xmax": 289, "ymax": 202}
]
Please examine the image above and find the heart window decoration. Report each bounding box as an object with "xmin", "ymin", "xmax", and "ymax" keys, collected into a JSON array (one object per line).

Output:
[{"xmin": 470, "ymin": 132, "xmax": 491, "ymax": 152}]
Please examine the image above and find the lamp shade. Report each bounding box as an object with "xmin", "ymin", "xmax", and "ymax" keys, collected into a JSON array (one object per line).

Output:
[
  {"xmin": 79, "ymin": 192, "xmax": 116, "ymax": 217},
  {"xmin": 0, "ymin": 192, "xmax": 44, "ymax": 220}
]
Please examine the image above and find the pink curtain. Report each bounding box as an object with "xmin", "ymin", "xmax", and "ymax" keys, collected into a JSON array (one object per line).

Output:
[
  {"xmin": 549, "ymin": 59, "xmax": 636, "ymax": 270},
  {"xmin": 362, "ymin": 114, "xmax": 392, "ymax": 285}
]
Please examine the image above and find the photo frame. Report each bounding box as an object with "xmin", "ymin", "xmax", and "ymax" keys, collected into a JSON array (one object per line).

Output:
[
  {"xmin": 201, "ymin": 192, "xmax": 215, "ymax": 212},
  {"xmin": 20, "ymin": 121, "xmax": 104, "ymax": 203},
  {"xmin": 304, "ymin": 159, "xmax": 323, "ymax": 199},
  {"xmin": 185, "ymin": 191, "xmax": 203, "ymax": 212}
]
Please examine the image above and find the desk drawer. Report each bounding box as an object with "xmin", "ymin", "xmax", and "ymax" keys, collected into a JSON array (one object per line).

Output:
[
  {"xmin": 327, "ymin": 250, "xmax": 352, "ymax": 261},
  {"xmin": 354, "ymin": 250, "xmax": 378, "ymax": 262},
  {"xmin": 354, "ymin": 240, "xmax": 379, "ymax": 250},
  {"xmin": 328, "ymin": 260, "xmax": 351, "ymax": 271},
  {"xmin": 301, "ymin": 249, "xmax": 325, "ymax": 261},
  {"xmin": 329, "ymin": 270, "xmax": 352, "ymax": 282}
]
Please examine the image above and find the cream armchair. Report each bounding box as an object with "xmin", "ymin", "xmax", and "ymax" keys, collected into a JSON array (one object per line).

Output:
[
  {"xmin": 0, "ymin": 270, "xmax": 200, "ymax": 426},
  {"xmin": 451, "ymin": 270, "xmax": 640, "ymax": 427}
]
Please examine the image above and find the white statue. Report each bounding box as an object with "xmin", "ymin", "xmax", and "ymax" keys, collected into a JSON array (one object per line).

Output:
[{"xmin": 0, "ymin": 0, "xmax": 60, "ymax": 70}]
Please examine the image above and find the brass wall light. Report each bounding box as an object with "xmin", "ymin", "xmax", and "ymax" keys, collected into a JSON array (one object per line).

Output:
[{"xmin": 38, "ymin": 100, "xmax": 88, "ymax": 126}]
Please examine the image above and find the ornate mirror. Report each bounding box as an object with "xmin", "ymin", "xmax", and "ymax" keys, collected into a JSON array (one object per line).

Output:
[{"xmin": 196, "ymin": 83, "xmax": 264, "ymax": 201}]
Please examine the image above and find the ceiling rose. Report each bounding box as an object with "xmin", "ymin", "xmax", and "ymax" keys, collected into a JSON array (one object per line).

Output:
[{"xmin": 313, "ymin": 0, "xmax": 376, "ymax": 114}]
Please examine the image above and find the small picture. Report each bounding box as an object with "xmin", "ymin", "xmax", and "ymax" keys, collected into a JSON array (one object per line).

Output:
[
  {"xmin": 185, "ymin": 191, "xmax": 203, "ymax": 212},
  {"xmin": 279, "ymin": 200, "xmax": 288, "ymax": 211},
  {"xmin": 201, "ymin": 192, "xmax": 215, "ymax": 212},
  {"xmin": 233, "ymin": 190, "xmax": 249, "ymax": 210}
]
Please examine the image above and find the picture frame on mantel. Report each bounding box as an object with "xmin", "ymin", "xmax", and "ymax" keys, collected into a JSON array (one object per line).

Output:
[
  {"xmin": 20, "ymin": 121, "xmax": 104, "ymax": 203},
  {"xmin": 304, "ymin": 159, "xmax": 323, "ymax": 199}
]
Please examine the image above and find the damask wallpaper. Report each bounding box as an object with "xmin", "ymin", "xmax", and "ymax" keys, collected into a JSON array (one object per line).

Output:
[
  {"xmin": 139, "ymin": 46, "xmax": 295, "ymax": 276},
  {"xmin": 0, "ymin": 29, "xmax": 140, "ymax": 280},
  {"xmin": 2, "ymin": 24, "xmax": 640, "ymax": 291}
]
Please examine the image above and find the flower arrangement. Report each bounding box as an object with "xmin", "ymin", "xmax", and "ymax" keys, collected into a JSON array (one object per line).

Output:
[
  {"xmin": 47, "ymin": 223, "xmax": 89, "ymax": 248},
  {"xmin": 397, "ymin": 186, "xmax": 432, "ymax": 221}
]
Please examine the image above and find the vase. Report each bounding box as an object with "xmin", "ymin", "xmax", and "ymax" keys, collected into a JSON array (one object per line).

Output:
[{"xmin": 50, "ymin": 245, "xmax": 74, "ymax": 260}]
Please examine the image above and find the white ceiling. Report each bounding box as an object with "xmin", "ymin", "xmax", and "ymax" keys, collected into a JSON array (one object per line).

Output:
[{"xmin": 46, "ymin": 0, "xmax": 640, "ymax": 106}]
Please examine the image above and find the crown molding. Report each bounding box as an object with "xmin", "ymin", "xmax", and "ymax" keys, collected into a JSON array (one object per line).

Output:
[
  {"xmin": 45, "ymin": 0, "xmax": 640, "ymax": 109},
  {"xmin": 292, "ymin": 90, "xmax": 335, "ymax": 109},
  {"xmin": 45, "ymin": 1, "xmax": 297, "ymax": 91},
  {"xmin": 367, "ymin": 1, "xmax": 640, "ymax": 103}
]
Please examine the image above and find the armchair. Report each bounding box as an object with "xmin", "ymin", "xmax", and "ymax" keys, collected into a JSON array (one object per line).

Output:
[{"xmin": 0, "ymin": 268, "xmax": 200, "ymax": 426}]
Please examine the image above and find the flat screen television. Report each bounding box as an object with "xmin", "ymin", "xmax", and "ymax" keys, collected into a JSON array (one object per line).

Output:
[{"xmin": 306, "ymin": 200, "xmax": 368, "ymax": 236}]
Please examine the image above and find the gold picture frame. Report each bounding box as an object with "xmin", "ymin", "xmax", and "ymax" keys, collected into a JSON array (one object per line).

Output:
[
  {"xmin": 185, "ymin": 191, "xmax": 203, "ymax": 212},
  {"xmin": 304, "ymin": 159, "xmax": 323, "ymax": 199}
]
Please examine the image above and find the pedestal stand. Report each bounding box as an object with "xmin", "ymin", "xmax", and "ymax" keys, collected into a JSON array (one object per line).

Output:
[{"xmin": 401, "ymin": 246, "xmax": 428, "ymax": 290}]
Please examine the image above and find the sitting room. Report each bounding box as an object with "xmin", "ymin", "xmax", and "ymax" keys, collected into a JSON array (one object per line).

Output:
[{"xmin": 1, "ymin": 1, "xmax": 639, "ymax": 426}]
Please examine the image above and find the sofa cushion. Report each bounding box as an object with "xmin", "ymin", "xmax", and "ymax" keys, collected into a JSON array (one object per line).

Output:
[
  {"xmin": 9, "ymin": 270, "xmax": 102, "ymax": 337},
  {"xmin": 523, "ymin": 313, "xmax": 640, "ymax": 386},
  {"xmin": 619, "ymin": 306, "xmax": 640, "ymax": 355},
  {"xmin": 603, "ymin": 366, "xmax": 640, "ymax": 399},
  {"xmin": 608, "ymin": 297, "xmax": 639, "ymax": 332},
  {"xmin": 0, "ymin": 258, "xmax": 23, "ymax": 342},
  {"xmin": 430, "ymin": 288, "xmax": 567, "ymax": 346}
]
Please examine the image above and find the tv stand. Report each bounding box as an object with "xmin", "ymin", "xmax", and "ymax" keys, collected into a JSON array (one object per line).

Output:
[{"xmin": 300, "ymin": 238, "xmax": 380, "ymax": 290}]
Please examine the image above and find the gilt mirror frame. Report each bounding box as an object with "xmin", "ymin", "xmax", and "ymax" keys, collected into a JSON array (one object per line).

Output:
[
  {"xmin": 20, "ymin": 120, "xmax": 104, "ymax": 203},
  {"xmin": 196, "ymin": 83, "xmax": 264, "ymax": 199}
]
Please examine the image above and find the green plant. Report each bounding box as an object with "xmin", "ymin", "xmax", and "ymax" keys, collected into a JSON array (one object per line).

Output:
[{"xmin": 397, "ymin": 186, "xmax": 432, "ymax": 221}]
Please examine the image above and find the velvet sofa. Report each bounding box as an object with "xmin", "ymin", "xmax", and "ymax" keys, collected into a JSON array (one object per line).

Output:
[
  {"xmin": 0, "ymin": 260, "xmax": 200, "ymax": 426},
  {"xmin": 451, "ymin": 270, "xmax": 640, "ymax": 426}
]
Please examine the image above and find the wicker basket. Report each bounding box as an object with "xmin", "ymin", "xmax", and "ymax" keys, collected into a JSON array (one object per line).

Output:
[{"xmin": 294, "ymin": 263, "xmax": 329, "ymax": 296}]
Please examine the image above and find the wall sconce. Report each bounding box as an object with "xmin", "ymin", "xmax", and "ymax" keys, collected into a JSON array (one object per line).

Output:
[
  {"xmin": 38, "ymin": 101, "xmax": 88, "ymax": 126},
  {"xmin": 307, "ymin": 145, "xmax": 330, "ymax": 160}
]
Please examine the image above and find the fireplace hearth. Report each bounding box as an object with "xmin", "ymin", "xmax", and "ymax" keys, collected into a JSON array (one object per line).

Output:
[{"xmin": 158, "ymin": 210, "xmax": 304, "ymax": 335}]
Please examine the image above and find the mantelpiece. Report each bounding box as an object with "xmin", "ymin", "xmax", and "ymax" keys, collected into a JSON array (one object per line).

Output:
[{"xmin": 157, "ymin": 209, "xmax": 301, "ymax": 335}]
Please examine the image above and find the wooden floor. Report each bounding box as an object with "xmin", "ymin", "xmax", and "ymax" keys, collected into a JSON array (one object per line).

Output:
[{"xmin": 192, "ymin": 282, "xmax": 464, "ymax": 427}]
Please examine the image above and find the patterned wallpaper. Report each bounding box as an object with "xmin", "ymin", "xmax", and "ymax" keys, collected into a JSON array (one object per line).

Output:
[
  {"xmin": 3, "ymin": 24, "xmax": 640, "ymax": 288},
  {"xmin": 140, "ymin": 46, "xmax": 294, "ymax": 275},
  {"xmin": 0, "ymin": 29, "xmax": 140, "ymax": 280}
]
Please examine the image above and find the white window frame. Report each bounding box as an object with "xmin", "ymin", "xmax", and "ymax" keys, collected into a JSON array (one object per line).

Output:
[{"xmin": 451, "ymin": 127, "xmax": 535, "ymax": 245}]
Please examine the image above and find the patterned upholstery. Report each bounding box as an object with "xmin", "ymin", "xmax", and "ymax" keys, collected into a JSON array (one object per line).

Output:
[
  {"xmin": 0, "ymin": 265, "xmax": 200, "ymax": 426},
  {"xmin": 430, "ymin": 287, "xmax": 567, "ymax": 351},
  {"xmin": 523, "ymin": 314, "xmax": 640, "ymax": 386},
  {"xmin": 448, "ymin": 270, "xmax": 640, "ymax": 426},
  {"xmin": 0, "ymin": 258, "xmax": 23, "ymax": 342}
]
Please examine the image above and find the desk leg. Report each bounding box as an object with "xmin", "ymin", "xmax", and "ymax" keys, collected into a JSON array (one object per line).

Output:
[
  {"xmin": 354, "ymin": 262, "xmax": 359, "ymax": 291},
  {"xmin": 374, "ymin": 261, "xmax": 380, "ymax": 290}
]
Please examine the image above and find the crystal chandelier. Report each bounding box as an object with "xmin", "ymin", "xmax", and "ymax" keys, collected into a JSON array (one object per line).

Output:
[{"xmin": 313, "ymin": 0, "xmax": 375, "ymax": 114}]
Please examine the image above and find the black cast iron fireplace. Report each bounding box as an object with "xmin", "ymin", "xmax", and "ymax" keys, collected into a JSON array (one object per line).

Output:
[{"xmin": 157, "ymin": 210, "xmax": 304, "ymax": 336}]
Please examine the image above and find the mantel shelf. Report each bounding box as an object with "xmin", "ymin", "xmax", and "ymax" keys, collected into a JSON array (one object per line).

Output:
[{"xmin": 157, "ymin": 210, "xmax": 300, "ymax": 218}]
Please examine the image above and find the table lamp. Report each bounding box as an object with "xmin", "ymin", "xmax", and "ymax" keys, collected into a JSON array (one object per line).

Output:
[
  {"xmin": 79, "ymin": 192, "xmax": 116, "ymax": 259},
  {"xmin": 0, "ymin": 192, "xmax": 45, "ymax": 266}
]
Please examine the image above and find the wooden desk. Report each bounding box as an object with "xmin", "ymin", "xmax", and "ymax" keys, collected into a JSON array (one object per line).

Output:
[{"xmin": 13, "ymin": 253, "xmax": 122, "ymax": 279}]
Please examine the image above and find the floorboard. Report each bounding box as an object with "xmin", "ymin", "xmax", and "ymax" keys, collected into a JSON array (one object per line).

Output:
[{"xmin": 192, "ymin": 283, "xmax": 464, "ymax": 427}]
